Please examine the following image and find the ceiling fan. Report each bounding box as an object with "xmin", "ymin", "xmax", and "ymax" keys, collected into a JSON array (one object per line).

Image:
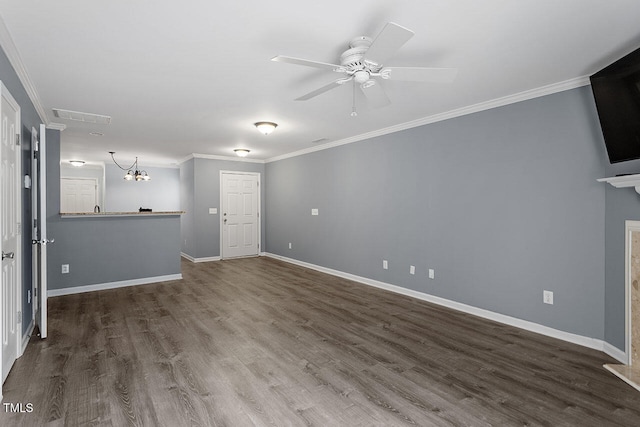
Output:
[{"xmin": 272, "ymin": 22, "xmax": 457, "ymax": 112}]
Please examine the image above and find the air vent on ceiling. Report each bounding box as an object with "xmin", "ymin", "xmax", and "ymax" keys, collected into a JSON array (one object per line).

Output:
[{"xmin": 52, "ymin": 108, "xmax": 111, "ymax": 124}]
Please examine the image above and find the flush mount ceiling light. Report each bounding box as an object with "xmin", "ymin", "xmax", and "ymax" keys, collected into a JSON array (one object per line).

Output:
[
  {"xmin": 69, "ymin": 160, "xmax": 85, "ymax": 167},
  {"xmin": 109, "ymin": 151, "xmax": 150, "ymax": 181},
  {"xmin": 234, "ymin": 149, "xmax": 250, "ymax": 157},
  {"xmin": 254, "ymin": 121, "xmax": 278, "ymax": 135}
]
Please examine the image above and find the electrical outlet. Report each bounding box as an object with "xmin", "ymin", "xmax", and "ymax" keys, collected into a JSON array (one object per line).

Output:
[
  {"xmin": 383, "ymin": 260, "xmax": 388, "ymax": 270},
  {"xmin": 311, "ymin": 208, "xmax": 319, "ymax": 216},
  {"xmin": 543, "ymin": 290, "xmax": 554, "ymax": 305},
  {"xmin": 61, "ymin": 264, "xmax": 69, "ymax": 274},
  {"xmin": 428, "ymin": 269, "xmax": 435, "ymax": 279},
  {"xmin": 288, "ymin": 242, "xmax": 292, "ymax": 249},
  {"xmin": 409, "ymin": 265, "xmax": 415, "ymax": 275}
]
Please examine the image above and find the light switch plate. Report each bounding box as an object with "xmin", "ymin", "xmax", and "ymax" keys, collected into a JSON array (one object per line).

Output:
[
  {"xmin": 428, "ymin": 269, "xmax": 435, "ymax": 279},
  {"xmin": 311, "ymin": 208, "xmax": 319, "ymax": 216},
  {"xmin": 209, "ymin": 208, "xmax": 218, "ymax": 214}
]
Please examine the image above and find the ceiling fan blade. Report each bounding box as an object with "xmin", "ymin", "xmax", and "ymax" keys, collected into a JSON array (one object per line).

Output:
[
  {"xmin": 296, "ymin": 79, "xmax": 347, "ymax": 101},
  {"xmin": 271, "ymin": 55, "xmax": 344, "ymax": 72},
  {"xmin": 360, "ymin": 80, "xmax": 391, "ymax": 108},
  {"xmin": 382, "ymin": 67, "xmax": 458, "ymax": 83},
  {"xmin": 363, "ymin": 22, "xmax": 414, "ymax": 66}
]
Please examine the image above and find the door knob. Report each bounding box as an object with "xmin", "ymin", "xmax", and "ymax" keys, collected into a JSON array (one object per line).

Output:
[
  {"xmin": 2, "ymin": 251, "xmax": 14, "ymax": 260},
  {"xmin": 31, "ymin": 239, "xmax": 55, "ymax": 245}
]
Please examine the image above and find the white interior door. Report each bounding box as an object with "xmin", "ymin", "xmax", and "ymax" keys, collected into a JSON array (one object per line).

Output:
[
  {"xmin": 60, "ymin": 178, "xmax": 97, "ymax": 213},
  {"xmin": 1, "ymin": 83, "xmax": 21, "ymax": 384},
  {"xmin": 221, "ymin": 172, "xmax": 260, "ymax": 259},
  {"xmin": 30, "ymin": 127, "xmax": 39, "ymax": 336}
]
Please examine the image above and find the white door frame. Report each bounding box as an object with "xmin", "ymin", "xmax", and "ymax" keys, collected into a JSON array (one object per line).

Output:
[
  {"xmin": 0, "ymin": 81, "xmax": 22, "ymax": 393},
  {"xmin": 624, "ymin": 220, "xmax": 640, "ymax": 365},
  {"xmin": 219, "ymin": 171, "xmax": 261, "ymax": 259},
  {"xmin": 37, "ymin": 124, "xmax": 47, "ymax": 339}
]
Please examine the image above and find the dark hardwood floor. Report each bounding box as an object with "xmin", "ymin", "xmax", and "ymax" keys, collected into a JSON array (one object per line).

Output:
[{"xmin": 2, "ymin": 257, "xmax": 640, "ymax": 426}]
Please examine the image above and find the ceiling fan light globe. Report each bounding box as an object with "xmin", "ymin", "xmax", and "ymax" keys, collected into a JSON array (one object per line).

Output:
[{"xmin": 354, "ymin": 70, "xmax": 370, "ymax": 84}]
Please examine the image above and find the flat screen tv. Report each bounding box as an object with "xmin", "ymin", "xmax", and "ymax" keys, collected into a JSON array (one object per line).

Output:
[{"xmin": 590, "ymin": 46, "xmax": 640, "ymax": 163}]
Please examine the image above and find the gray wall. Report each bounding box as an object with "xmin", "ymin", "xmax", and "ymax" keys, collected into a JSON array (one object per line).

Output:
[
  {"xmin": 266, "ymin": 86, "xmax": 609, "ymax": 341},
  {"xmin": 0, "ymin": 47, "xmax": 44, "ymax": 335},
  {"xmin": 180, "ymin": 157, "xmax": 265, "ymax": 259},
  {"xmin": 47, "ymin": 131, "xmax": 181, "ymax": 291},
  {"xmin": 105, "ymin": 164, "xmax": 180, "ymax": 212}
]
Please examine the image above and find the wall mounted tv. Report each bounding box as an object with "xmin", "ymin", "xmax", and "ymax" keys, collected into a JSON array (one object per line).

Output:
[{"xmin": 590, "ymin": 45, "xmax": 640, "ymax": 163}]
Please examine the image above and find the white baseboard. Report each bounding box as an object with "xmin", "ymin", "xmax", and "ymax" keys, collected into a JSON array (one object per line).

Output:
[
  {"xmin": 182, "ymin": 251, "xmax": 268, "ymax": 262},
  {"xmin": 603, "ymin": 341, "xmax": 627, "ymax": 364},
  {"xmin": 48, "ymin": 274, "xmax": 183, "ymax": 297},
  {"xmin": 265, "ymin": 252, "xmax": 626, "ymax": 364},
  {"xmin": 181, "ymin": 252, "xmax": 221, "ymax": 263}
]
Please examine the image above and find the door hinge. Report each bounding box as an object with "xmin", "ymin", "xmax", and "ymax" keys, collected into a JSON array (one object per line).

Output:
[
  {"xmin": 17, "ymin": 222, "xmax": 22, "ymax": 235},
  {"xmin": 15, "ymin": 133, "xmax": 20, "ymax": 146},
  {"xmin": 17, "ymin": 311, "xmax": 22, "ymax": 324}
]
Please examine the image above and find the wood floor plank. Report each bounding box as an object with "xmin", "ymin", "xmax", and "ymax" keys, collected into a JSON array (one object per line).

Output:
[{"xmin": 2, "ymin": 256, "xmax": 640, "ymax": 426}]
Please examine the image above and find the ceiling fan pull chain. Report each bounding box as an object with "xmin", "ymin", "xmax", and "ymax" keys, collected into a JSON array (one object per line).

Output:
[{"xmin": 351, "ymin": 80, "xmax": 358, "ymax": 117}]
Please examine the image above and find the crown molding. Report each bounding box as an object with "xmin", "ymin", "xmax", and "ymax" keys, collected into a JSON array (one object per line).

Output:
[
  {"xmin": 47, "ymin": 122, "xmax": 66, "ymax": 131},
  {"xmin": 179, "ymin": 153, "xmax": 265, "ymax": 165},
  {"xmin": 0, "ymin": 15, "xmax": 49, "ymax": 125},
  {"xmin": 265, "ymin": 76, "xmax": 591, "ymax": 163}
]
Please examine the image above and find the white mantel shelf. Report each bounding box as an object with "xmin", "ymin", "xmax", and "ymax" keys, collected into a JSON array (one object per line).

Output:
[
  {"xmin": 60, "ymin": 211, "xmax": 184, "ymax": 218},
  {"xmin": 597, "ymin": 174, "xmax": 640, "ymax": 194}
]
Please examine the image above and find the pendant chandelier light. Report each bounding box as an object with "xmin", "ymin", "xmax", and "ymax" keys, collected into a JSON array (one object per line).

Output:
[{"xmin": 109, "ymin": 151, "xmax": 150, "ymax": 181}]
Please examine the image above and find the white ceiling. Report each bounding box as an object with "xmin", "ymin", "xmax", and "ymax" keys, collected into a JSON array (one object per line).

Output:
[{"xmin": 1, "ymin": 0, "xmax": 640, "ymax": 166}]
